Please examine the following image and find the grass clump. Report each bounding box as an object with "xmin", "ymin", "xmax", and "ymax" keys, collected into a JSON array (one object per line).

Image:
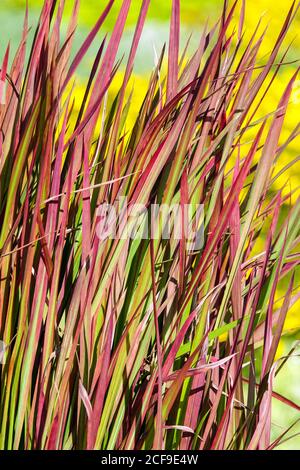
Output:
[{"xmin": 0, "ymin": 0, "xmax": 300, "ymax": 450}]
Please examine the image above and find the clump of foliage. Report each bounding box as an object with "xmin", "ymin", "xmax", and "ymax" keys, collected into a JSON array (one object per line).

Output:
[{"xmin": 0, "ymin": 0, "xmax": 300, "ymax": 450}]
